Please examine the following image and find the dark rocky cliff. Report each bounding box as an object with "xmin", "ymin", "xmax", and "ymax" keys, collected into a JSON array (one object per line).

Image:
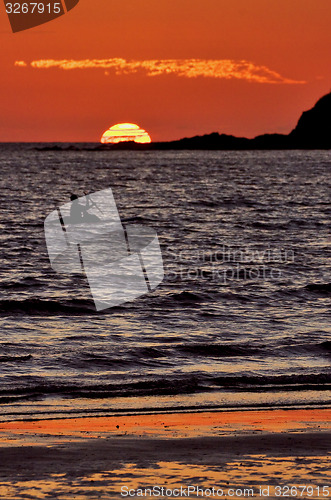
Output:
[{"xmin": 289, "ymin": 92, "xmax": 331, "ymax": 148}]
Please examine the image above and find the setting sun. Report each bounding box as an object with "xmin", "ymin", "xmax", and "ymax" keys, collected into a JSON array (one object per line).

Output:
[{"xmin": 100, "ymin": 123, "xmax": 152, "ymax": 144}]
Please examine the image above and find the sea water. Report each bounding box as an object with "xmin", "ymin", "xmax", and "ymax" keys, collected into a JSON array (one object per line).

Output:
[{"xmin": 0, "ymin": 145, "xmax": 330, "ymax": 421}]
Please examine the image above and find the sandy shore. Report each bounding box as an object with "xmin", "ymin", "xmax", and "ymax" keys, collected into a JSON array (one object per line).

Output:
[{"xmin": 0, "ymin": 409, "xmax": 330, "ymax": 499}]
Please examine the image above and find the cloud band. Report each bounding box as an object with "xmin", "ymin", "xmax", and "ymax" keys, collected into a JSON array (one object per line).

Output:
[{"xmin": 15, "ymin": 58, "xmax": 305, "ymax": 84}]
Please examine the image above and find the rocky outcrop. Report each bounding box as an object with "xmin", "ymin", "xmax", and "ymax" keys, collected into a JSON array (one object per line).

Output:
[{"xmin": 289, "ymin": 92, "xmax": 331, "ymax": 148}]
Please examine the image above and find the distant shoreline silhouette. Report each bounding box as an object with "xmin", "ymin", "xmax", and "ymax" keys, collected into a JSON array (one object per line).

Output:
[{"xmin": 33, "ymin": 91, "xmax": 331, "ymax": 151}]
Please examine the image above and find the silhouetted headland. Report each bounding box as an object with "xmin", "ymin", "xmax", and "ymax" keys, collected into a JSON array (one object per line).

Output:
[
  {"xmin": 111, "ymin": 91, "xmax": 331, "ymax": 150},
  {"xmin": 34, "ymin": 92, "xmax": 331, "ymax": 151}
]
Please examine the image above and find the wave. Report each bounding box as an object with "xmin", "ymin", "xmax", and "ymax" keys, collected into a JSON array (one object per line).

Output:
[
  {"xmin": 169, "ymin": 291, "xmax": 206, "ymax": 303},
  {"xmin": 0, "ymin": 299, "xmax": 98, "ymax": 315},
  {"xmin": 67, "ymin": 341, "xmax": 331, "ymax": 369},
  {"xmin": 320, "ymin": 341, "xmax": 331, "ymax": 351},
  {"xmin": 0, "ymin": 354, "xmax": 32, "ymax": 363},
  {"xmin": 305, "ymin": 283, "xmax": 331, "ymax": 294},
  {"xmin": 213, "ymin": 372, "xmax": 331, "ymax": 391},
  {"xmin": 75, "ymin": 343, "xmax": 262, "ymax": 368},
  {"xmin": 174, "ymin": 343, "xmax": 262, "ymax": 357},
  {"xmin": 1, "ymin": 284, "xmax": 329, "ymax": 318},
  {"xmin": 0, "ymin": 277, "xmax": 43, "ymax": 290},
  {"xmin": 269, "ymin": 284, "xmax": 331, "ymax": 301},
  {"xmin": 1, "ymin": 372, "xmax": 330, "ymax": 404},
  {"xmin": 251, "ymin": 220, "xmax": 326, "ymax": 230}
]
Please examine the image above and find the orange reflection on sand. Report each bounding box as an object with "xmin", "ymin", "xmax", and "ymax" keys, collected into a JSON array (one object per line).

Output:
[
  {"xmin": 0, "ymin": 455, "xmax": 329, "ymax": 500},
  {"xmin": 0, "ymin": 409, "xmax": 330, "ymax": 442}
]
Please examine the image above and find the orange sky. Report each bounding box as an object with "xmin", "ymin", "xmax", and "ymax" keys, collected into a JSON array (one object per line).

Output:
[{"xmin": 1, "ymin": 0, "xmax": 331, "ymax": 142}]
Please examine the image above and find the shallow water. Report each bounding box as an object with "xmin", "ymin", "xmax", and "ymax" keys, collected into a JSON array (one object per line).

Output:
[{"xmin": 0, "ymin": 145, "xmax": 330, "ymax": 420}]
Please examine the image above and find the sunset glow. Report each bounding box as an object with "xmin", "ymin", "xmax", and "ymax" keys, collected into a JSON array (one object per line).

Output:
[
  {"xmin": 2, "ymin": 0, "xmax": 331, "ymax": 141},
  {"xmin": 100, "ymin": 123, "xmax": 152, "ymax": 144}
]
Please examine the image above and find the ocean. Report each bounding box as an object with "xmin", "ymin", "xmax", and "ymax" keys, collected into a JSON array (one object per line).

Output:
[{"xmin": 0, "ymin": 145, "xmax": 330, "ymax": 422}]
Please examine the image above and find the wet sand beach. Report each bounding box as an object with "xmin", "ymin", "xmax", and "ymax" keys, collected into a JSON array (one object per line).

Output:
[{"xmin": 0, "ymin": 409, "xmax": 330, "ymax": 499}]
